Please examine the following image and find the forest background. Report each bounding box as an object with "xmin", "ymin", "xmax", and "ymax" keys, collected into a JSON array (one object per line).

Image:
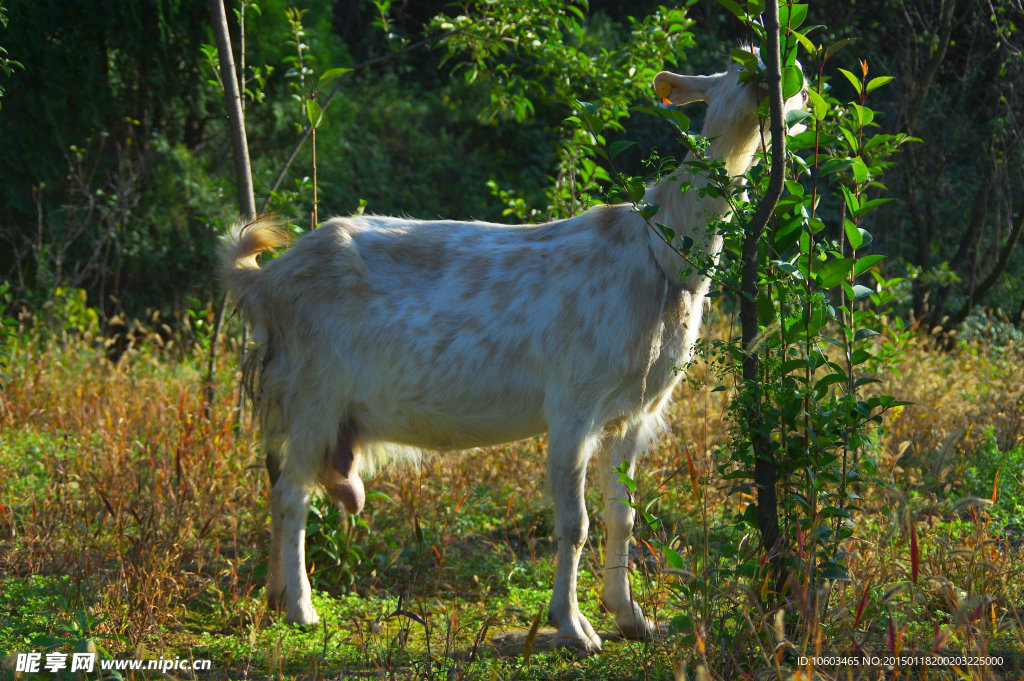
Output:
[{"xmin": 1, "ymin": 0, "xmax": 1023, "ymax": 326}]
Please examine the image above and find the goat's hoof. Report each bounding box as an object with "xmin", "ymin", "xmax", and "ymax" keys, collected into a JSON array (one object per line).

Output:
[
  {"xmin": 551, "ymin": 614, "xmax": 602, "ymax": 655},
  {"xmin": 285, "ymin": 603, "xmax": 320, "ymax": 628},
  {"xmin": 552, "ymin": 630, "xmax": 602, "ymax": 656},
  {"xmin": 614, "ymin": 612, "xmax": 656, "ymax": 640}
]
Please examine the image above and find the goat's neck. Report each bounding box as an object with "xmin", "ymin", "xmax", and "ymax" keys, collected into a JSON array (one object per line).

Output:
[{"xmin": 644, "ymin": 128, "xmax": 763, "ymax": 291}]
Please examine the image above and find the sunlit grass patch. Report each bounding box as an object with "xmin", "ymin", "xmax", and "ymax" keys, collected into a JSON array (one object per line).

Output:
[{"xmin": 1, "ymin": 318, "xmax": 1022, "ymax": 678}]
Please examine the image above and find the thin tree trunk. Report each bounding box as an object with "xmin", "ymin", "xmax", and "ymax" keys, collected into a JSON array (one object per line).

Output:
[
  {"xmin": 206, "ymin": 0, "xmax": 281, "ymax": 484},
  {"xmin": 740, "ymin": 1, "xmax": 787, "ymax": 569},
  {"xmin": 206, "ymin": 0, "xmax": 256, "ymax": 412},
  {"xmin": 928, "ymin": 164, "xmax": 995, "ymax": 329},
  {"xmin": 209, "ymin": 0, "xmax": 256, "ymax": 220},
  {"xmin": 947, "ymin": 204, "xmax": 1024, "ymax": 328}
]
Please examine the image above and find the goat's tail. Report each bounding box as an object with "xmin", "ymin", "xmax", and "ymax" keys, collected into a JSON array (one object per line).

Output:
[{"xmin": 218, "ymin": 215, "xmax": 290, "ymax": 323}]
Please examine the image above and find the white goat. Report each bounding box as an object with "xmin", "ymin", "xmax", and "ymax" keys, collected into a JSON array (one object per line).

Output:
[{"xmin": 219, "ymin": 53, "xmax": 806, "ymax": 654}]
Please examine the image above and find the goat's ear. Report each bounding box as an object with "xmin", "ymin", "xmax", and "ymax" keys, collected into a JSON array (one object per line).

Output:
[{"xmin": 653, "ymin": 72, "xmax": 718, "ymax": 105}]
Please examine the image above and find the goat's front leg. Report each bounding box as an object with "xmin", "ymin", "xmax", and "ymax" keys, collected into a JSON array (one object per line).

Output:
[
  {"xmin": 546, "ymin": 422, "xmax": 602, "ymax": 654},
  {"xmin": 598, "ymin": 421, "xmax": 656, "ymax": 639},
  {"xmin": 269, "ymin": 475, "xmax": 318, "ymax": 626}
]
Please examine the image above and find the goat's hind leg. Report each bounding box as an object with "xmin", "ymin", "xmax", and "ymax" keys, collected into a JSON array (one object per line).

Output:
[
  {"xmin": 598, "ymin": 420, "xmax": 657, "ymax": 639},
  {"xmin": 266, "ymin": 484, "xmax": 285, "ymax": 611},
  {"xmin": 270, "ymin": 471, "xmax": 319, "ymax": 626},
  {"xmin": 264, "ymin": 443, "xmax": 287, "ymax": 612}
]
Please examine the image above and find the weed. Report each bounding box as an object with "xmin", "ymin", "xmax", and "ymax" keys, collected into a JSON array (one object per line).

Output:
[{"xmin": 1, "ymin": 307, "xmax": 1022, "ymax": 677}]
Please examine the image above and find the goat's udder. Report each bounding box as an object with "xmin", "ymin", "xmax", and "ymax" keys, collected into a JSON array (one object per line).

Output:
[{"xmin": 321, "ymin": 427, "xmax": 365, "ymax": 515}]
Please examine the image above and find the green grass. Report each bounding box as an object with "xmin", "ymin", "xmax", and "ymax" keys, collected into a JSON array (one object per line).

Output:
[{"xmin": 1, "ymin": 328, "xmax": 1023, "ymax": 680}]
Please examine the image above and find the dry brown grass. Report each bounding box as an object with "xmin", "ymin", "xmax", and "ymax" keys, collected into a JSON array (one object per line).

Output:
[{"xmin": 1, "ymin": 311, "xmax": 1022, "ymax": 679}]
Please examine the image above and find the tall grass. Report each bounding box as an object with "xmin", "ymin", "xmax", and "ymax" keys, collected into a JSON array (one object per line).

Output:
[{"xmin": 1, "ymin": 310, "xmax": 1022, "ymax": 679}]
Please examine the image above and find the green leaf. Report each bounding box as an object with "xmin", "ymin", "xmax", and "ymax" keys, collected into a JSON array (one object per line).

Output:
[
  {"xmin": 855, "ymin": 228, "xmax": 872, "ymax": 249},
  {"xmin": 665, "ymin": 109, "xmax": 691, "ymax": 132},
  {"xmin": 852, "ymin": 158, "xmax": 868, "ymax": 184},
  {"xmin": 773, "ymin": 218, "xmax": 803, "ymax": 252},
  {"xmin": 638, "ymin": 202, "xmax": 660, "ymax": 220},
  {"xmin": 789, "ymin": 130, "xmax": 839, "ymax": 150},
  {"xmin": 306, "ymin": 98, "xmax": 324, "ymax": 129},
  {"xmin": 626, "ymin": 181, "xmax": 646, "ymax": 203},
  {"xmin": 783, "ymin": 65, "xmax": 805, "ymax": 99},
  {"xmin": 631, "ymin": 106, "xmax": 664, "ymax": 118},
  {"xmin": 816, "ymin": 258, "xmax": 855, "ymax": 288},
  {"xmin": 806, "ymin": 89, "xmax": 827, "ymax": 120},
  {"xmin": 837, "ymin": 126, "xmax": 858, "ymax": 151},
  {"xmin": 844, "ymin": 219, "xmax": 863, "ymax": 249},
  {"xmin": 774, "ymin": 260, "xmax": 805, "ymax": 280},
  {"xmin": 850, "ymin": 103, "xmax": 874, "ymax": 126},
  {"xmin": 581, "ymin": 111, "xmax": 604, "ymax": 134},
  {"xmin": 815, "ymin": 374, "xmax": 847, "ymax": 393},
  {"xmin": 820, "ymin": 158, "xmax": 858, "ymax": 176},
  {"xmin": 779, "ymin": 4, "xmax": 808, "ymax": 29},
  {"xmin": 837, "ymin": 68, "xmax": 862, "ymax": 95},
  {"xmin": 609, "ymin": 140, "xmax": 637, "ymax": 157},
  {"xmin": 854, "ymin": 254, "xmax": 885, "ymax": 276},
  {"xmin": 780, "ymin": 358, "xmax": 807, "ymax": 375},
  {"xmin": 866, "ymin": 75, "xmax": 894, "ymax": 93},
  {"xmin": 849, "ymin": 284, "xmax": 873, "ymax": 300},
  {"xmin": 840, "ymin": 185, "xmax": 860, "ymax": 213},
  {"xmin": 786, "ymin": 109, "xmax": 811, "ymax": 128},
  {"xmin": 664, "ymin": 547, "xmax": 686, "ymax": 570},
  {"xmin": 818, "ymin": 562, "xmax": 852, "ymax": 581},
  {"xmin": 668, "ymin": 615, "xmax": 693, "ymax": 636},
  {"xmin": 808, "ymin": 301, "xmax": 828, "ymax": 335},
  {"xmin": 731, "ymin": 48, "xmax": 761, "ymax": 73},
  {"xmin": 742, "ymin": 503, "xmax": 759, "ymax": 528},
  {"xmin": 824, "ymin": 38, "xmax": 855, "ymax": 62},
  {"xmin": 582, "ymin": 142, "xmax": 609, "ymax": 160},
  {"xmin": 854, "ymin": 197, "xmax": 894, "ymax": 219},
  {"xmin": 854, "ymin": 328, "xmax": 880, "ymax": 341},
  {"xmin": 790, "ymin": 29, "xmax": 817, "ymax": 58},
  {"xmin": 776, "ymin": 195, "xmax": 809, "ymax": 212},
  {"xmin": 715, "ymin": 0, "xmax": 746, "ymax": 19},
  {"xmin": 850, "ymin": 349, "xmax": 872, "ymax": 365},
  {"xmin": 318, "ymin": 67, "xmax": 352, "ymax": 88},
  {"xmin": 365, "ymin": 490, "xmax": 394, "ymax": 504}
]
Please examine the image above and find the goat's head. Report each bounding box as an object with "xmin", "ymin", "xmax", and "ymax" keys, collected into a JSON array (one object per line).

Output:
[{"xmin": 653, "ymin": 47, "xmax": 808, "ymax": 154}]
